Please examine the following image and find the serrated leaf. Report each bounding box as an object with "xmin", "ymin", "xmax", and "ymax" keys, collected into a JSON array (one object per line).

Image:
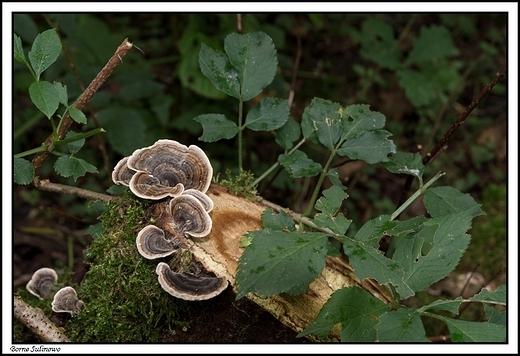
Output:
[
  {"xmin": 424, "ymin": 186, "xmax": 485, "ymax": 218},
  {"xmin": 68, "ymin": 107, "xmax": 87, "ymax": 124},
  {"xmin": 298, "ymin": 287, "xmax": 390, "ymax": 341},
  {"xmin": 359, "ymin": 19, "xmax": 400, "ymax": 70},
  {"xmin": 376, "ymin": 308, "xmax": 430, "ymax": 342},
  {"xmin": 405, "ymin": 25, "xmax": 459, "ymax": 65},
  {"xmin": 54, "ymin": 81, "xmax": 68, "ymax": 105},
  {"xmin": 28, "ymin": 28, "xmax": 62, "ymax": 79},
  {"xmin": 484, "ymin": 304, "xmax": 506, "ymax": 326},
  {"xmin": 199, "ymin": 43, "xmax": 240, "ymax": 99},
  {"xmin": 29, "ymin": 81, "xmax": 59, "ymax": 119},
  {"xmin": 380, "ymin": 151, "xmax": 425, "ymax": 178},
  {"xmin": 54, "ymin": 156, "xmax": 98, "ymax": 181},
  {"xmin": 14, "ymin": 34, "xmax": 28, "ymax": 64},
  {"xmin": 235, "ymin": 230, "xmax": 329, "ymax": 299},
  {"xmin": 420, "ymin": 297, "xmax": 464, "ymax": 315},
  {"xmin": 394, "ymin": 209, "xmax": 477, "ymax": 294},
  {"xmin": 63, "ymin": 131, "xmax": 85, "ymax": 155},
  {"xmin": 337, "ymin": 130, "xmax": 396, "ymax": 164},
  {"xmin": 244, "ymin": 97, "xmax": 289, "ymax": 131},
  {"xmin": 278, "ymin": 150, "xmax": 322, "ymax": 178},
  {"xmin": 344, "ymin": 238, "xmax": 414, "ymax": 298},
  {"xmin": 387, "ymin": 216, "xmax": 427, "ymax": 238},
  {"xmin": 435, "ymin": 315, "xmax": 506, "ymax": 342},
  {"xmin": 313, "ymin": 184, "xmax": 352, "ymax": 235},
  {"xmin": 352, "ymin": 214, "xmax": 395, "ymax": 247},
  {"xmin": 14, "ymin": 157, "xmax": 35, "ymax": 185},
  {"xmin": 275, "ymin": 117, "xmax": 300, "ymax": 150},
  {"xmin": 301, "ymin": 98, "xmax": 342, "ymax": 149},
  {"xmin": 397, "ymin": 69, "xmax": 436, "ymax": 107},
  {"xmin": 193, "ymin": 113, "xmax": 238, "ymax": 142},
  {"xmin": 261, "ymin": 208, "xmax": 296, "ymax": 232},
  {"xmin": 224, "ymin": 32, "xmax": 277, "ymax": 101},
  {"xmin": 470, "ymin": 284, "xmax": 506, "ymax": 305}
]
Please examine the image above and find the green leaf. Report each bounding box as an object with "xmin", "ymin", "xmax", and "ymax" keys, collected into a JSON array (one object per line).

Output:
[
  {"xmin": 338, "ymin": 130, "xmax": 396, "ymax": 164},
  {"xmin": 278, "ymin": 150, "xmax": 322, "ymax": 178},
  {"xmin": 298, "ymin": 287, "xmax": 390, "ymax": 341},
  {"xmin": 54, "ymin": 81, "xmax": 68, "ymax": 106},
  {"xmin": 470, "ymin": 284, "xmax": 506, "ymax": 305},
  {"xmin": 68, "ymin": 107, "xmax": 87, "ymax": 124},
  {"xmin": 397, "ymin": 69, "xmax": 436, "ymax": 108},
  {"xmin": 28, "ymin": 28, "xmax": 62, "ymax": 79},
  {"xmin": 300, "ymin": 98, "xmax": 342, "ymax": 150},
  {"xmin": 424, "ymin": 186, "xmax": 485, "ymax": 218},
  {"xmin": 337, "ymin": 104, "xmax": 396, "ymax": 163},
  {"xmin": 224, "ymin": 32, "xmax": 277, "ymax": 101},
  {"xmin": 380, "ymin": 151, "xmax": 425, "ymax": 179},
  {"xmin": 405, "ymin": 25, "xmax": 459, "ymax": 65},
  {"xmin": 275, "ymin": 117, "xmax": 300, "ymax": 150},
  {"xmin": 28, "ymin": 81, "xmax": 59, "ymax": 119},
  {"xmin": 199, "ymin": 43, "xmax": 240, "ymax": 99},
  {"xmin": 394, "ymin": 209, "xmax": 478, "ymax": 294},
  {"xmin": 376, "ymin": 308, "xmax": 430, "ymax": 342},
  {"xmin": 63, "ymin": 131, "xmax": 85, "ymax": 155},
  {"xmin": 14, "ymin": 158, "xmax": 35, "ymax": 185},
  {"xmin": 434, "ymin": 315, "xmax": 506, "ymax": 342},
  {"xmin": 85, "ymin": 223, "xmax": 103, "ymax": 239},
  {"xmin": 484, "ymin": 304, "xmax": 506, "ymax": 326},
  {"xmin": 313, "ymin": 184, "xmax": 352, "ymax": 235},
  {"xmin": 244, "ymin": 97, "xmax": 289, "ymax": 131},
  {"xmin": 54, "ymin": 156, "xmax": 98, "ymax": 181},
  {"xmin": 97, "ymin": 106, "xmax": 147, "ymax": 156},
  {"xmin": 193, "ymin": 113, "xmax": 238, "ymax": 142},
  {"xmin": 235, "ymin": 230, "xmax": 329, "ymax": 299},
  {"xmin": 358, "ymin": 19, "xmax": 400, "ymax": 70},
  {"xmin": 261, "ymin": 208, "xmax": 296, "ymax": 232},
  {"xmin": 420, "ymin": 297, "xmax": 464, "ymax": 315},
  {"xmin": 14, "ymin": 34, "xmax": 28, "ymax": 64}
]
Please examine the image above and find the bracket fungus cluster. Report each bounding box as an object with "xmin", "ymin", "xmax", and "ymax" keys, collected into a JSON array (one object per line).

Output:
[
  {"xmin": 112, "ymin": 139, "xmax": 228, "ymax": 301},
  {"xmin": 25, "ymin": 267, "xmax": 84, "ymax": 315}
]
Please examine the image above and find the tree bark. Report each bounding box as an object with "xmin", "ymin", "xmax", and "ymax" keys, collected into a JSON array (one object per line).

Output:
[{"xmin": 183, "ymin": 184, "xmax": 392, "ymax": 342}]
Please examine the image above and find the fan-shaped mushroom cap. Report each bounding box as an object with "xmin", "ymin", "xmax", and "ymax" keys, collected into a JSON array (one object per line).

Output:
[
  {"xmin": 51, "ymin": 287, "xmax": 84, "ymax": 315},
  {"xmin": 129, "ymin": 171, "xmax": 185, "ymax": 200},
  {"xmin": 127, "ymin": 139, "xmax": 213, "ymax": 196},
  {"xmin": 181, "ymin": 189, "xmax": 214, "ymax": 212},
  {"xmin": 111, "ymin": 156, "xmax": 136, "ymax": 186},
  {"xmin": 136, "ymin": 225, "xmax": 183, "ymax": 259},
  {"xmin": 155, "ymin": 262, "xmax": 228, "ymax": 301},
  {"xmin": 26, "ymin": 267, "xmax": 58, "ymax": 299},
  {"xmin": 169, "ymin": 194, "xmax": 212, "ymax": 238}
]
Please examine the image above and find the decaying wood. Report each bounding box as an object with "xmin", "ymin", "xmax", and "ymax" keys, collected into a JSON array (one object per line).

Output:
[
  {"xmin": 184, "ymin": 184, "xmax": 392, "ymax": 342},
  {"xmin": 13, "ymin": 296, "xmax": 71, "ymax": 342}
]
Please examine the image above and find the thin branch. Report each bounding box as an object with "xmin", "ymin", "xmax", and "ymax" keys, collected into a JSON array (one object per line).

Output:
[
  {"xmin": 34, "ymin": 178, "xmax": 116, "ymax": 202},
  {"xmin": 31, "ymin": 38, "xmax": 134, "ymax": 175},
  {"xmin": 397, "ymin": 68, "xmax": 506, "ymax": 207},
  {"xmin": 13, "ymin": 296, "xmax": 71, "ymax": 342}
]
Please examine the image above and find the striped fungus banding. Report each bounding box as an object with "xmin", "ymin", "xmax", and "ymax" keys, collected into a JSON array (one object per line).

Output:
[
  {"xmin": 136, "ymin": 225, "xmax": 183, "ymax": 260},
  {"xmin": 168, "ymin": 194, "xmax": 213, "ymax": 238},
  {"xmin": 51, "ymin": 286, "xmax": 84, "ymax": 315},
  {"xmin": 111, "ymin": 156, "xmax": 134, "ymax": 186},
  {"xmin": 155, "ymin": 262, "xmax": 228, "ymax": 301},
  {"xmin": 26, "ymin": 267, "xmax": 58, "ymax": 300}
]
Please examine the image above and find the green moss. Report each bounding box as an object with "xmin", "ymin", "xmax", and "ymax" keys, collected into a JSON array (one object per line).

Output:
[
  {"xmin": 215, "ymin": 169, "xmax": 260, "ymax": 200},
  {"xmin": 66, "ymin": 191, "xmax": 187, "ymax": 342}
]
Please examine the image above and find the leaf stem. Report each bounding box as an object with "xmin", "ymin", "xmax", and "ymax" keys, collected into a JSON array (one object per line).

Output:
[
  {"xmin": 302, "ymin": 150, "xmax": 336, "ymax": 218},
  {"xmin": 238, "ymin": 98, "xmax": 244, "ymax": 171},
  {"xmin": 390, "ymin": 171, "xmax": 446, "ymax": 221},
  {"xmin": 251, "ymin": 138, "xmax": 306, "ymax": 187}
]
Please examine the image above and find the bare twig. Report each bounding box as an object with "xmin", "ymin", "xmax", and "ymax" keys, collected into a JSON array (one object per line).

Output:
[
  {"xmin": 33, "ymin": 178, "xmax": 116, "ymax": 202},
  {"xmin": 13, "ymin": 296, "xmax": 71, "ymax": 342},
  {"xmin": 397, "ymin": 68, "xmax": 507, "ymax": 208},
  {"xmin": 31, "ymin": 38, "xmax": 134, "ymax": 175}
]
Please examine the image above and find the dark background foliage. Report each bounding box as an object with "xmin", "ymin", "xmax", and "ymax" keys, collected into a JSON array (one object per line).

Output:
[{"xmin": 12, "ymin": 12, "xmax": 508, "ymax": 342}]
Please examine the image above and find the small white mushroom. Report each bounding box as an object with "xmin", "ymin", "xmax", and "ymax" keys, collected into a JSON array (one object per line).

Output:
[
  {"xmin": 136, "ymin": 225, "xmax": 183, "ymax": 259},
  {"xmin": 26, "ymin": 267, "xmax": 58, "ymax": 299},
  {"xmin": 155, "ymin": 262, "xmax": 228, "ymax": 301},
  {"xmin": 168, "ymin": 194, "xmax": 213, "ymax": 238},
  {"xmin": 51, "ymin": 286, "xmax": 84, "ymax": 315}
]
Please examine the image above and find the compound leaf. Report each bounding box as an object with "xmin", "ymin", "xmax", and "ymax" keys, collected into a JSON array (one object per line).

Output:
[
  {"xmin": 424, "ymin": 186, "xmax": 485, "ymax": 218},
  {"xmin": 28, "ymin": 80, "xmax": 59, "ymax": 119},
  {"xmin": 54, "ymin": 156, "xmax": 98, "ymax": 181},
  {"xmin": 199, "ymin": 43, "xmax": 240, "ymax": 99},
  {"xmin": 193, "ymin": 113, "xmax": 238, "ymax": 142},
  {"xmin": 376, "ymin": 308, "xmax": 430, "ymax": 342},
  {"xmin": 278, "ymin": 150, "xmax": 322, "ymax": 178},
  {"xmin": 244, "ymin": 97, "xmax": 289, "ymax": 131},
  {"xmin": 28, "ymin": 28, "xmax": 62, "ymax": 79}
]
